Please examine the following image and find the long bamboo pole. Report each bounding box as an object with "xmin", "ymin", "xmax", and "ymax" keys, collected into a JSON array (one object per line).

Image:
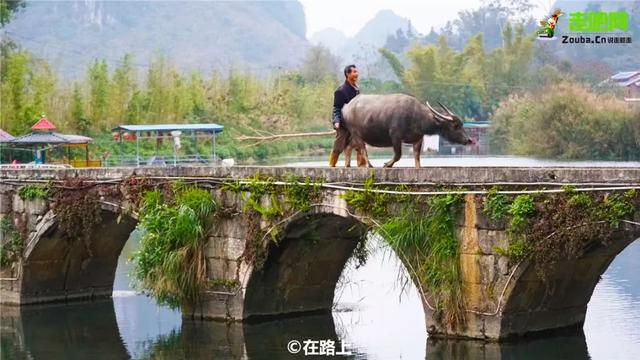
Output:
[{"xmin": 235, "ymin": 131, "xmax": 334, "ymax": 141}]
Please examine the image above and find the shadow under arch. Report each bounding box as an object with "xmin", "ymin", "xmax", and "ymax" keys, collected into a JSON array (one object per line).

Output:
[
  {"xmin": 19, "ymin": 205, "xmax": 138, "ymax": 304},
  {"xmin": 499, "ymin": 225, "xmax": 640, "ymax": 338},
  {"xmin": 242, "ymin": 212, "xmax": 368, "ymax": 319}
]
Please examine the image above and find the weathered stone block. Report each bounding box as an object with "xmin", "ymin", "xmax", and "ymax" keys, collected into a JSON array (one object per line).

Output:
[
  {"xmin": 207, "ymin": 257, "xmax": 239, "ymax": 280},
  {"xmin": 458, "ymin": 226, "xmax": 480, "ymax": 254},
  {"xmin": 460, "ymin": 254, "xmax": 496, "ymax": 285},
  {"xmin": 25, "ymin": 198, "xmax": 47, "ymax": 216},
  {"xmin": 460, "ymin": 254, "xmax": 481, "ymax": 284},
  {"xmin": 226, "ymin": 237, "xmax": 246, "ymax": 259},
  {"xmin": 497, "ymin": 255, "xmax": 510, "ymax": 276},
  {"xmin": 212, "ymin": 218, "xmax": 248, "ymax": 239},
  {"xmin": 0, "ymin": 193, "xmax": 11, "ymax": 213},
  {"xmin": 462, "ymin": 283, "xmax": 496, "ymax": 313},
  {"xmin": 206, "ymin": 236, "xmax": 226, "ymax": 258},
  {"xmin": 27, "ymin": 214, "xmax": 39, "ymax": 233},
  {"xmin": 12, "ymin": 194, "xmax": 23, "ymax": 214},
  {"xmin": 477, "ymin": 230, "xmax": 509, "ymax": 255}
]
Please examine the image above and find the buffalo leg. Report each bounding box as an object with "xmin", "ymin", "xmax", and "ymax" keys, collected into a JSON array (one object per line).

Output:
[
  {"xmin": 329, "ymin": 149, "xmax": 340, "ymax": 167},
  {"xmin": 344, "ymin": 145, "xmax": 352, "ymax": 167},
  {"xmin": 384, "ymin": 141, "xmax": 402, "ymax": 168},
  {"xmin": 412, "ymin": 139, "xmax": 423, "ymax": 168},
  {"xmin": 356, "ymin": 147, "xmax": 371, "ymax": 167}
]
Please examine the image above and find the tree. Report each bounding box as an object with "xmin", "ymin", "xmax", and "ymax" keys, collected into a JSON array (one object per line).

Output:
[
  {"xmin": 87, "ymin": 59, "xmax": 110, "ymax": 131},
  {"xmin": 0, "ymin": 0, "xmax": 25, "ymax": 27},
  {"xmin": 71, "ymin": 82, "xmax": 90, "ymax": 134},
  {"xmin": 301, "ymin": 45, "xmax": 339, "ymax": 84},
  {"xmin": 110, "ymin": 54, "xmax": 136, "ymax": 124}
]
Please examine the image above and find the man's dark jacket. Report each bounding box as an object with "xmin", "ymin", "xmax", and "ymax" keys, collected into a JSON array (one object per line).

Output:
[{"xmin": 332, "ymin": 81, "xmax": 360, "ymax": 125}]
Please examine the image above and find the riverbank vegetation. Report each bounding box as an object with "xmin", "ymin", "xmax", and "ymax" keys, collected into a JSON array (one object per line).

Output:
[
  {"xmin": 2, "ymin": 13, "xmax": 637, "ymax": 162},
  {"xmin": 490, "ymin": 83, "xmax": 640, "ymax": 161}
]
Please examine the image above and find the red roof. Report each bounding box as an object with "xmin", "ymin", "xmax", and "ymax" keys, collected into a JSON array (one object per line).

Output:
[{"xmin": 31, "ymin": 117, "xmax": 56, "ymax": 131}]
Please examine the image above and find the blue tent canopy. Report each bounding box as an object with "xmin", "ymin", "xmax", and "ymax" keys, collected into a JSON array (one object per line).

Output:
[{"xmin": 112, "ymin": 123, "xmax": 224, "ymax": 167}]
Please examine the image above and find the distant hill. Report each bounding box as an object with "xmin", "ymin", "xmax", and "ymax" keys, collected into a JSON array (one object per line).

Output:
[
  {"xmin": 4, "ymin": 0, "xmax": 310, "ymax": 78},
  {"xmin": 310, "ymin": 9, "xmax": 416, "ymax": 62},
  {"xmin": 309, "ymin": 28, "xmax": 348, "ymax": 55},
  {"xmin": 346, "ymin": 10, "xmax": 416, "ymax": 52}
]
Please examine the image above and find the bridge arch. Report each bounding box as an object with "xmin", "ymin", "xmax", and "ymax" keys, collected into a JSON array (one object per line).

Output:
[
  {"xmin": 18, "ymin": 204, "xmax": 138, "ymax": 304},
  {"xmin": 242, "ymin": 209, "xmax": 368, "ymax": 319},
  {"xmin": 498, "ymin": 224, "xmax": 640, "ymax": 338}
]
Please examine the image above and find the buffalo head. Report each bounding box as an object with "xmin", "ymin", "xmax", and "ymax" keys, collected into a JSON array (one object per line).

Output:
[{"xmin": 426, "ymin": 101, "xmax": 473, "ymax": 145}]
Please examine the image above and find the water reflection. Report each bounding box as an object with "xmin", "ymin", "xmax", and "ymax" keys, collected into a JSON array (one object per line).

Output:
[
  {"xmin": 426, "ymin": 334, "xmax": 589, "ymax": 360},
  {"xmin": 1, "ymin": 300, "xmax": 128, "ymax": 360}
]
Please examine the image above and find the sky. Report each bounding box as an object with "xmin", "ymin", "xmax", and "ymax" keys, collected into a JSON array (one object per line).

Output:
[{"xmin": 299, "ymin": 0, "xmax": 552, "ymax": 37}]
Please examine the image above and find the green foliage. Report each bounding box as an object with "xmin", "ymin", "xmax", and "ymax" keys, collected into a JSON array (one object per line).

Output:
[
  {"xmin": 597, "ymin": 190, "xmax": 637, "ymax": 228},
  {"xmin": 496, "ymin": 188, "xmax": 639, "ymax": 281},
  {"xmin": 381, "ymin": 23, "xmax": 535, "ymax": 120},
  {"xmin": 379, "ymin": 193, "xmax": 465, "ymax": 327},
  {"xmin": 508, "ymin": 194, "xmax": 535, "ymax": 232},
  {"xmin": 378, "ymin": 48, "xmax": 405, "ymax": 81},
  {"xmin": 342, "ymin": 176, "xmax": 389, "ymax": 218},
  {"xmin": 282, "ymin": 176, "xmax": 322, "ymax": 212},
  {"xmin": 132, "ymin": 185, "xmax": 216, "ymax": 308},
  {"xmin": 17, "ymin": 184, "xmax": 49, "ymax": 200},
  {"xmin": 87, "ymin": 59, "xmax": 110, "ymax": 131},
  {"xmin": 220, "ymin": 180, "xmax": 244, "ymax": 194},
  {"xmin": 483, "ymin": 187, "xmax": 509, "ymax": 221},
  {"xmin": 1, "ymin": 50, "xmax": 55, "ymax": 135},
  {"xmin": 0, "ymin": 217, "xmax": 23, "ymax": 268},
  {"xmin": 490, "ymin": 83, "xmax": 640, "ymax": 160},
  {"xmin": 210, "ymin": 278, "xmax": 239, "ymax": 291},
  {"xmin": 0, "ymin": 0, "xmax": 25, "ymax": 27},
  {"xmin": 495, "ymin": 237, "xmax": 530, "ymax": 263}
]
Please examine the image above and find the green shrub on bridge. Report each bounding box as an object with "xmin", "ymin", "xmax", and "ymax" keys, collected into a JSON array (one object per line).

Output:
[{"xmin": 132, "ymin": 184, "xmax": 216, "ymax": 308}]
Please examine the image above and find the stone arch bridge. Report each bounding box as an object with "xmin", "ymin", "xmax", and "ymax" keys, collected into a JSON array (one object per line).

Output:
[{"xmin": 1, "ymin": 166, "xmax": 639, "ymax": 341}]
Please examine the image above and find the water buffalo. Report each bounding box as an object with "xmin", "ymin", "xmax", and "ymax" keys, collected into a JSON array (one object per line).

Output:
[{"xmin": 340, "ymin": 94, "xmax": 473, "ymax": 168}]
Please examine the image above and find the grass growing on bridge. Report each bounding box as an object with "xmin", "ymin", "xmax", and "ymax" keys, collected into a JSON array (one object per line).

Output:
[
  {"xmin": 0, "ymin": 218, "xmax": 23, "ymax": 269},
  {"xmin": 17, "ymin": 184, "xmax": 49, "ymax": 200},
  {"xmin": 491, "ymin": 187, "xmax": 639, "ymax": 281},
  {"xmin": 379, "ymin": 193, "xmax": 466, "ymax": 328},
  {"xmin": 342, "ymin": 179, "xmax": 467, "ymax": 329},
  {"xmin": 132, "ymin": 184, "xmax": 216, "ymax": 308}
]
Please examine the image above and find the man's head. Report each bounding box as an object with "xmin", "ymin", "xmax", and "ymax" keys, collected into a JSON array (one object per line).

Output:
[{"xmin": 344, "ymin": 64, "xmax": 358, "ymax": 84}]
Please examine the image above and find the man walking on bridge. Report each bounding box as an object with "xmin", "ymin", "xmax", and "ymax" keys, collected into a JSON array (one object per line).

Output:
[{"xmin": 329, "ymin": 64, "xmax": 360, "ymax": 167}]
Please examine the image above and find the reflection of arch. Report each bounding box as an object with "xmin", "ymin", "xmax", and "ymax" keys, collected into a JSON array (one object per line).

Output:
[
  {"xmin": 3, "ymin": 300, "xmax": 129, "ymax": 359},
  {"xmin": 426, "ymin": 332, "xmax": 589, "ymax": 359},
  {"xmin": 499, "ymin": 225, "xmax": 640, "ymax": 338},
  {"xmin": 19, "ymin": 205, "xmax": 137, "ymax": 304},
  {"xmin": 243, "ymin": 212, "xmax": 368, "ymax": 319}
]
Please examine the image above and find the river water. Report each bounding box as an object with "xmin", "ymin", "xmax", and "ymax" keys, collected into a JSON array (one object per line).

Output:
[{"xmin": 1, "ymin": 157, "xmax": 639, "ymax": 359}]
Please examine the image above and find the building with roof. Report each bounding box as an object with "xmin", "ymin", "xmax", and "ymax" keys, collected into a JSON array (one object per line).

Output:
[
  {"xmin": 607, "ymin": 71, "xmax": 640, "ymax": 102},
  {"xmin": 3, "ymin": 117, "xmax": 99, "ymax": 167}
]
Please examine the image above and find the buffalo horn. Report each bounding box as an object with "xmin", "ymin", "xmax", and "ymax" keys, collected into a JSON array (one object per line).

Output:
[
  {"xmin": 426, "ymin": 102, "xmax": 453, "ymax": 121},
  {"xmin": 437, "ymin": 101, "xmax": 454, "ymax": 116}
]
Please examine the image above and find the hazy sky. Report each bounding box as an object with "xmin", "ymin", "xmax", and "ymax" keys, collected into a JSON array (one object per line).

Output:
[{"xmin": 300, "ymin": 0, "xmax": 552, "ymax": 37}]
